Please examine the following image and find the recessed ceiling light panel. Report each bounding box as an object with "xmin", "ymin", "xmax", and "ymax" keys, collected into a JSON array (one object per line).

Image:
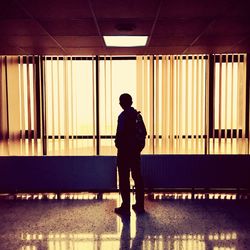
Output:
[{"xmin": 103, "ymin": 36, "xmax": 148, "ymax": 47}]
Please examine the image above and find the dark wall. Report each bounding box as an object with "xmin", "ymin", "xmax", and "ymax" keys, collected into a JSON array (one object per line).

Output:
[
  {"xmin": 141, "ymin": 155, "xmax": 250, "ymax": 189},
  {"xmin": 0, "ymin": 155, "xmax": 249, "ymax": 193},
  {"xmin": 0, "ymin": 156, "xmax": 117, "ymax": 193}
]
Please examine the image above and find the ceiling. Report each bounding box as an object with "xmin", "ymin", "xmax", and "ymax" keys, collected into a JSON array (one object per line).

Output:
[{"xmin": 0, "ymin": 0, "xmax": 250, "ymax": 55}]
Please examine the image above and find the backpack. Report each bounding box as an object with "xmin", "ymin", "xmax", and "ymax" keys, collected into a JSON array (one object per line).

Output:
[{"xmin": 135, "ymin": 111, "xmax": 147, "ymax": 151}]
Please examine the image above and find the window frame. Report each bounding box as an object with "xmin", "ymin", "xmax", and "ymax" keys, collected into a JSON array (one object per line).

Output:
[
  {"xmin": 17, "ymin": 54, "xmax": 249, "ymax": 155},
  {"xmin": 209, "ymin": 54, "xmax": 248, "ymax": 139}
]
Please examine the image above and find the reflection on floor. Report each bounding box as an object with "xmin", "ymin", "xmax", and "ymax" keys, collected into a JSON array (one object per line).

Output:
[{"xmin": 0, "ymin": 193, "xmax": 250, "ymax": 250}]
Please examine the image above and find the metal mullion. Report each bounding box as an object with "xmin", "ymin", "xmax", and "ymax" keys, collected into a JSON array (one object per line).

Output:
[
  {"xmin": 185, "ymin": 57, "xmax": 189, "ymax": 153},
  {"xmin": 64, "ymin": 57, "xmax": 69, "ymax": 154},
  {"xmin": 19, "ymin": 56, "xmax": 25, "ymax": 141},
  {"xmin": 104, "ymin": 56, "xmax": 107, "ymax": 137},
  {"xmin": 57, "ymin": 57, "xmax": 61, "ymax": 153},
  {"xmin": 32, "ymin": 56, "xmax": 38, "ymax": 155},
  {"xmin": 166, "ymin": 56, "xmax": 170, "ymax": 153},
  {"xmin": 51, "ymin": 56, "xmax": 55, "ymax": 154},
  {"xmin": 169, "ymin": 55, "xmax": 174, "ymax": 153},
  {"xmin": 45, "ymin": 57, "xmax": 50, "ymax": 154},
  {"xmin": 191, "ymin": 55, "xmax": 195, "ymax": 153},
  {"xmin": 246, "ymin": 54, "xmax": 250, "ymax": 154},
  {"xmin": 231, "ymin": 55, "xmax": 234, "ymax": 153},
  {"xmin": 175, "ymin": 56, "xmax": 179, "ymax": 153},
  {"xmin": 150, "ymin": 56, "xmax": 154, "ymax": 154},
  {"xmin": 205, "ymin": 55, "xmax": 210, "ymax": 154},
  {"xmin": 218, "ymin": 54, "xmax": 222, "ymax": 154},
  {"xmin": 41, "ymin": 57, "xmax": 47, "ymax": 155},
  {"xmin": 19, "ymin": 56, "xmax": 26, "ymax": 155},
  {"xmin": 110, "ymin": 57, "xmax": 113, "ymax": 147},
  {"xmin": 211, "ymin": 55, "xmax": 216, "ymax": 154},
  {"xmin": 3, "ymin": 56, "xmax": 10, "ymax": 141},
  {"xmin": 96, "ymin": 56, "xmax": 100, "ymax": 155},
  {"xmin": 70, "ymin": 56, "xmax": 74, "ymax": 153},
  {"xmin": 35, "ymin": 57, "xmax": 41, "ymax": 141},
  {"xmin": 241, "ymin": 54, "xmax": 247, "ymax": 154},
  {"xmin": 143, "ymin": 56, "xmax": 149, "ymax": 149},
  {"xmin": 225, "ymin": 54, "xmax": 229, "ymax": 152},
  {"xmin": 200, "ymin": 55, "xmax": 205, "ymax": 154},
  {"xmin": 179, "ymin": 56, "xmax": 183, "ymax": 153},
  {"xmin": 162, "ymin": 56, "xmax": 167, "ymax": 152},
  {"xmin": 155, "ymin": 55, "xmax": 159, "ymax": 152},
  {"xmin": 236, "ymin": 55, "xmax": 240, "ymax": 153},
  {"xmin": 92, "ymin": 57, "xmax": 96, "ymax": 154},
  {"xmin": 196, "ymin": 56, "xmax": 199, "ymax": 153},
  {"xmin": 26, "ymin": 56, "xmax": 32, "ymax": 141}
]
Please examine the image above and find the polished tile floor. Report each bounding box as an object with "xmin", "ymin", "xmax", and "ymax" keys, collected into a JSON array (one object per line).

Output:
[{"xmin": 0, "ymin": 194, "xmax": 250, "ymax": 250}]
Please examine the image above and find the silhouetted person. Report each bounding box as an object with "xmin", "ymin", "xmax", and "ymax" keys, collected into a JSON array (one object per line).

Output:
[{"xmin": 114, "ymin": 93, "xmax": 147, "ymax": 215}]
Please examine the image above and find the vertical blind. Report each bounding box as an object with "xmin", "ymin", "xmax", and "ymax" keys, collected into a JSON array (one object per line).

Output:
[
  {"xmin": 0, "ymin": 56, "xmax": 42, "ymax": 155},
  {"xmin": 44, "ymin": 57, "xmax": 96, "ymax": 155},
  {"xmin": 137, "ymin": 55, "xmax": 207, "ymax": 154},
  {"xmin": 136, "ymin": 54, "xmax": 248, "ymax": 154},
  {"xmin": 212, "ymin": 54, "xmax": 247, "ymax": 154},
  {"xmin": 99, "ymin": 58, "xmax": 137, "ymax": 155},
  {"xmin": 0, "ymin": 54, "xmax": 249, "ymax": 156}
]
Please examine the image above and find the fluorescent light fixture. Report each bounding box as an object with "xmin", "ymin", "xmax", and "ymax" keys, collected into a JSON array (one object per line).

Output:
[{"xmin": 103, "ymin": 36, "xmax": 148, "ymax": 47}]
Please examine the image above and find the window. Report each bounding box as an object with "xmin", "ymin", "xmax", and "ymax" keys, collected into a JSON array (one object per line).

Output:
[
  {"xmin": 99, "ymin": 57, "xmax": 137, "ymax": 155},
  {"xmin": 138, "ymin": 55, "xmax": 207, "ymax": 154},
  {"xmin": 44, "ymin": 57, "xmax": 96, "ymax": 155},
  {"xmin": 214, "ymin": 55, "xmax": 247, "ymax": 135},
  {"xmin": 0, "ymin": 54, "xmax": 249, "ymax": 156}
]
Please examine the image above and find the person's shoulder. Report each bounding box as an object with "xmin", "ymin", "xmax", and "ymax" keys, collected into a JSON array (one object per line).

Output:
[
  {"xmin": 129, "ymin": 107, "xmax": 138, "ymax": 114},
  {"xmin": 118, "ymin": 111, "xmax": 125, "ymax": 119},
  {"xmin": 127, "ymin": 107, "xmax": 138, "ymax": 118},
  {"xmin": 136, "ymin": 110, "xmax": 142, "ymax": 117}
]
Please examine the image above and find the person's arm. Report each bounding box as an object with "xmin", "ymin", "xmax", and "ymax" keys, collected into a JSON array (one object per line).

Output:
[{"xmin": 115, "ymin": 114, "xmax": 124, "ymax": 148}]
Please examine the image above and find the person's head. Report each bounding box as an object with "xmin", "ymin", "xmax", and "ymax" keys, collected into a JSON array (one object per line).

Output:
[{"xmin": 119, "ymin": 93, "xmax": 133, "ymax": 110}]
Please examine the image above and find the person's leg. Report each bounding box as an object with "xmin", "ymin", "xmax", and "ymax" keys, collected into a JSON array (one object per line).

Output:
[
  {"xmin": 116, "ymin": 150, "xmax": 131, "ymax": 213},
  {"xmin": 118, "ymin": 163, "xmax": 130, "ymax": 209},
  {"xmin": 131, "ymin": 154, "xmax": 144, "ymax": 210}
]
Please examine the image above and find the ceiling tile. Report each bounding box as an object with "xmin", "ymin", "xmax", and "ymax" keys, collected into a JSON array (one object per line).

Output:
[
  {"xmin": 222, "ymin": 0, "xmax": 250, "ymax": 18},
  {"xmin": 92, "ymin": 0, "xmax": 160, "ymax": 18},
  {"xmin": 65, "ymin": 47, "xmax": 106, "ymax": 55},
  {"xmin": 99, "ymin": 19, "xmax": 153, "ymax": 35},
  {"xmin": 232, "ymin": 36, "xmax": 250, "ymax": 52},
  {"xmin": 154, "ymin": 18, "xmax": 211, "ymax": 37},
  {"xmin": 145, "ymin": 46, "xmax": 188, "ymax": 55},
  {"xmin": 20, "ymin": 0, "xmax": 92, "ymax": 19},
  {"xmin": 206, "ymin": 17, "xmax": 250, "ymax": 35},
  {"xmin": 0, "ymin": 1, "xmax": 28, "ymax": 19},
  {"xmin": 20, "ymin": 47, "xmax": 65, "ymax": 55},
  {"xmin": 0, "ymin": 35, "xmax": 60, "ymax": 48},
  {"xmin": 150, "ymin": 36, "xmax": 194, "ymax": 46},
  {"xmin": 0, "ymin": 20, "xmax": 47, "ymax": 35},
  {"xmin": 160, "ymin": 0, "xmax": 231, "ymax": 18},
  {"xmin": 0, "ymin": 0, "xmax": 249, "ymax": 55},
  {"xmin": 105, "ymin": 47, "xmax": 145, "ymax": 55},
  {"xmin": 185, "ymin": 45, "xmax": 238, "ymax": 54},
  {"xmin": 0, "ymin": 47, "xmax": 25, "ymax": 55},
  {"xmin": 54, "ymin": 36, "xmax": 104, "ymax": 47},
  {"xmin": 39, "ymin": 19, "xmax": 98, "ymax": 36},
  {"xmin": 194, "ymin": 34, "xmax": 246, "ymax": 47}
]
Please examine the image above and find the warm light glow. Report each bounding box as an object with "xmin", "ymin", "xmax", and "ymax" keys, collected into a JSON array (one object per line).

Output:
[
  {"xmin": 103, "ymin": 36, "xmax": 148, "ymax": 47},
  {"xmin": 0, "ymin": 54, "xmax": 248, "ymax": 156}
]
